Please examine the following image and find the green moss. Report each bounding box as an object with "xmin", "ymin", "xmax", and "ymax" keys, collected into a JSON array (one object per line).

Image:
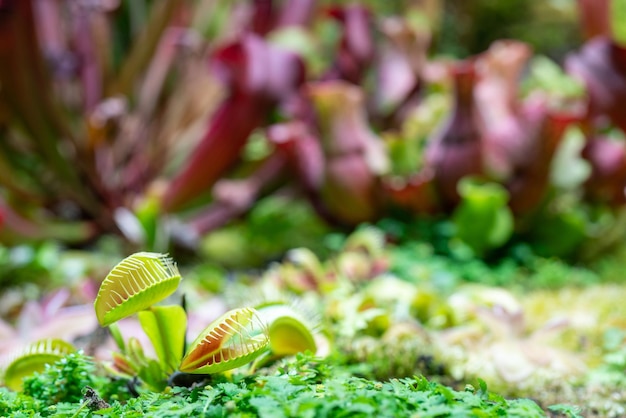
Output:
[
  {"xmin": 2, "ymin": 352, "xmax": 547, "ymax": 417},
  {"xmin": 22, "ymin": 352, "xmax": 98, "ymax": 406}
]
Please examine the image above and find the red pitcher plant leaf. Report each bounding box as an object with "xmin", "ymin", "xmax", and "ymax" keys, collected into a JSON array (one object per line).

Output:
[
  {"xmin": 383, "ymin": 169, "xmax": 441, "ymax": 216},
  {"xmin": 576, "ymin": 0, "xmax": 611, "ymax": 40},
  {"xmin": 162, "ymin": 34, "xmax": 305, "ymax": 212},
  {"xmin": 507, "ymin": 108, "xmax": 581, "ymax": 214},
  {"xmin": 307, "ymin": 80, "xmax": 389, "ymax": 225},
  {"xmin": 268, "ymin": 121, "xmax": 324, "ymax": 197},
  {"xmin": 250, "ymin": 0, "xmax": 316, "ymax": 35},
  {"xmin": 183, "ymin": 153, "xmax": 289, "ymax": 238},
  {"xmin": 323, "ymin": 5, "xmax": 374, "ymax": 84}
]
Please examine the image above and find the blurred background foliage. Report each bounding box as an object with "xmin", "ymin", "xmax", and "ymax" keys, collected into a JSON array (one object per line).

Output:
[
  {"xmin": 1, "ymin": 0, "xmax": 626, "ymax": 275},
  {"xmin": 437, "ymin": 0, "xmax": 580, "ymax": 58}
]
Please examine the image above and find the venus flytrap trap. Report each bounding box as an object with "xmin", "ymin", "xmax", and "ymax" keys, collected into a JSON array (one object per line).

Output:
[
  {"xmin": 94, "ymin": 252, "xmax": 182, "ymax": 327},
  {"xmin": 178, "ymin": 307, "xmax": 269, "ymax": 374},
  {"xmin": 1, "ymin": 339, "xmax": 77, "ymax": 391},
  {"xmin": 256, "ymin": 303, "xmax": 317, "ymax": 357},
  {"xmin": 250, "ymin": 302, "xmax": 319, "ymax": 370}
]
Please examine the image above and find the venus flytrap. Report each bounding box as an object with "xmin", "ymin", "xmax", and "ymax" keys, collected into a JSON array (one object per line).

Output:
[
  {"xmin": 92, "ymin": 252, "xmax": 270, "ymax": 389},
  {"xmin": 92, "ymin": 252, "xmax": 188, "ymax": 390},
  {"xmin": 93, "ymin": 252, "xmax": 316, "ymax": 390}
]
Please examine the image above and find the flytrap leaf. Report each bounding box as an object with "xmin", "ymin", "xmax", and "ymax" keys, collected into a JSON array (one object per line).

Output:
[
  {"xmin": 180, "ymin": 307, "xmax": 269, "ymax": 374},
  {"xmin": 256, "ymin": 303, "xmax": 317, "ymax": 356},
  {"xmin": 138, "ymin": 305, "xmax": 187, "ymax": 373},
  {"xmin": 95, "ymin": 252, "xmax": 181, "ymax": 326},
  {"xmin": 2, "ymin": 339, "xmax": 76, "ymax": 391}
]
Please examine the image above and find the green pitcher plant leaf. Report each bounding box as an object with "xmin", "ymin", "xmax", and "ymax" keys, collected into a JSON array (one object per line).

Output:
[
  {"xmin": 94, "ymin": 252, "xmax": 182, "ymax": 326},
  {"xmin": 179, "ymin": 307, "xmax": 269, "ymax": 374},
  {"xmin": 452, "ymin": 178, "xmax": 514, "ymax": 256},
  {"xmin": 256, "ymin": 303, "xmax": 317, "ymax": 356},
  {"xmin": 2, "ymin": 339, "xmax": 76, "ymax": 391},
  {"xmin": 138, "ymin": 305, "xmax": 187, "ymax": 374}
]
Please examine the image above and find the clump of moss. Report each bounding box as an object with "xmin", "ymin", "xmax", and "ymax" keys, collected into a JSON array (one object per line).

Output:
[{"xmin": 22, "ymin": 351, "xmax": 98, "ymax": 405}]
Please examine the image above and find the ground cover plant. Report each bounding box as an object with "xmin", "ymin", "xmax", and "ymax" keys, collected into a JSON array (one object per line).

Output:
[{"xmin": 2, "ymin": 0, "xmax": 626, "ymax": 417}]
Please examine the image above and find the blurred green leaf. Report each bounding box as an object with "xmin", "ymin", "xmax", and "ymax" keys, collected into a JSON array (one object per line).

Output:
[
  {"xmin": 451, "ymin": 178, "xmax": 514, "ymax": 256},
  {"xmin": 548, "ymin": 404, "xmax": 584, "ymax": 418},
  {"xmin": 612, "ymin": 0, "xmax": 626, "ymax": 46},
  {"xmin": 524, "ymin": 56, "xmax": 585, "ymax": 102},
  {"xmin": 550, "ymin": 127, "xmax": 591, "ymax": 190},
  {"xmin": 528, "ymin": 206, "xmax": 587, "ymax": 258}
]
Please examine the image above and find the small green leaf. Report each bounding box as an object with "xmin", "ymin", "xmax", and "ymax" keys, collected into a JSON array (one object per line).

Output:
[
  {"xmin": 477, "ymin": 378, "xmax": 488, "ymax": 396},
  {"xmin": 94, "ymin": 252, "xmax": 182, "ymax": 326},
  {"xmin": 126, "ymin": 337, "xmax": 150, "ymax": 369},
  {"xmin": 528, "ymin": 206, "xmax": 587, "ymax": 258},
  {"xmin": 2, "ymin": 339, "xmax": 76, "ymax": 391},
  {"xmin": 138, "ymin": 305, "xmax": 187, "ymax": 373},
  {"xmin": 180, "ymin": 307, "xmax": 269, "ymax": 374},
  {"xmin": 525, "ymin": 56, "xmax": 585, "ymax": 100},
  {"xmin": 548, "ymin": 404, "xmax": 584, "ymax": 418},
  {"xmin": 256, "ymin": 303, "xmax": 317, "ymax": 356}
]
